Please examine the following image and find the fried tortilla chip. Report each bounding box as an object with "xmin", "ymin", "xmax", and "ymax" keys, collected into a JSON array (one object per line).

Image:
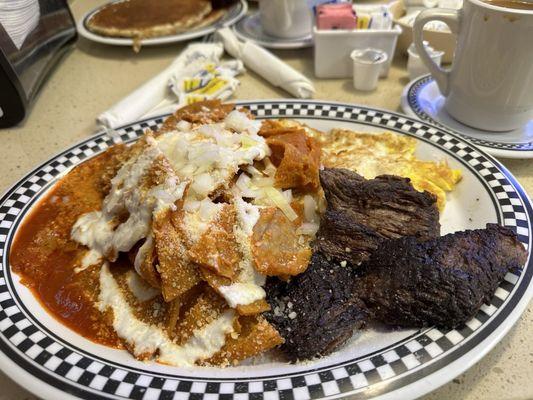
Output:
[
  {"xmin": 188, "ymin": 204, "xmax": 240, "ymax": 279},
  {"xmin": 174, "ymin": 286, "xmax": 227, "ymax": 345},
  {"xmin": 258, "ymin": 120, "xmax": 291, "ymax": 138},
  {"xmin": 199, "ymin": 266, "xmax": 270, "ymax": 315},
  {"xmin": 251, "ymin": 207, "xmax": 311, "ymax": 276},
  {"xmin": 166, "ymin": 297, "xmax": 182, "ymax": 332},
  {"xmin": 199, "ymin": 266, "xmax": 231, "ymax": 291},
  {"xmin": 205, "ymin": 316, "xmax": 284, "ymax": 366},
  {"xmin": 236, "ymin": 299, "xmax": 270, "ymax": 316},
  {"xmin": 260, "ymin": 126, "xmax": 321, "ymax": 191},
  {"xmin": 127, "ymin": 154, "xmax": 190, "ymax": 289},
  {"xmin": 111, "ymin": 267, "xmax": 168, "ymax": 331},
  {"xmin": 166, "ymin": 282, "xmax": 205, "ymax": 336},
  {"xmin": 153, "ymin": 209, "xmax": 201, "ymax": 302},
  {"xmin": 158, "ymin": 100, "xmax": 236, "ymax": 134}
]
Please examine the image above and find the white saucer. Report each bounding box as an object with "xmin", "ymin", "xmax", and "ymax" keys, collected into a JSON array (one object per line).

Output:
[
  {"xmin": 401, "ymin": 75, "xmax": 533, "ymax": 159},
  {"xmin": 232, "ymin": 12, "xmax": 313, "ymax": 49}
]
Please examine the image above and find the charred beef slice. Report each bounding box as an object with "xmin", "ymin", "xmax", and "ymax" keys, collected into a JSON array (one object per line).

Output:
[
  {"xmin": 264, "ymin": 168, "xmax": 526, "ymax": 359},
  {"xmin": 355, "ymin": 223, "xmax": 527, "ymax": 328},
  {"xmin": 265, "ymin": 252, "xmax": 367, "ymax": 361},
  {"xmin": 265, "ymin": 168, "xmax": 440, "ymax": 360},
  {"xmin": 316, "ymin": 168, "xmax": 440, "ymax": 265}
]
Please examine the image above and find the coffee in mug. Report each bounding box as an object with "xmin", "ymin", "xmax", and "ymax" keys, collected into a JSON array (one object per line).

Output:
[
  {"xmin": 413, "ymin": 0, "xmax": 533, "ymax": 131},
  {"xmin": 483, "ymin": 0, "xmax": 533, "ymax": 9}
]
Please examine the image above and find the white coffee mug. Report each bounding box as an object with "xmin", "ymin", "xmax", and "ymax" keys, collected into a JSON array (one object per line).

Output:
[
  {"xmin": 259, "ymin": 0, "xmax": 313, "ymax": 39},
  {"xmin": 413, "ymin": 0, "xmax": 533, "ymax": 131}
]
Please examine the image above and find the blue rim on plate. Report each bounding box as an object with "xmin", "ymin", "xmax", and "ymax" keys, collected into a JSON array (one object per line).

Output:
[
  {"xmin": 0, "ymin": 100, "xmax": 531, "ymax": 400},
  {"xmin": 78, "ymin": 0, "xmax": 248, "ymax": 46},
  {"xmin": 402, "ymin": 75, "xmax": 533, "ymax": 157}
]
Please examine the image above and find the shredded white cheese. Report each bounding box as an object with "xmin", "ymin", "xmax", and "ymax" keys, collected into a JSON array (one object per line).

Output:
[
  {"xmin": 234, "ymin": 196, "xmax": 260, "ymax": 235},
  {"xmin": 74, "ymin": 249, "xmax": 103, "ymax": 273},
  {"xmin": 98, "ymin": 263, "xmax": 235, "ymax": 366},
  {"xmin": 71, "ymin": 137, "xmax": 187, "ymax": 261},
  {"xmin": 218, "ymin": 283, "xmax": 265, "ymax": 308}
]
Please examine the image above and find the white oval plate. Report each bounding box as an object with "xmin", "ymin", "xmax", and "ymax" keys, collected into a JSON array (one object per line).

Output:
[
  {"xmin": 401, "ymin": 75, "xmax": 533, "ymax": 159},
  {"xmin": 0, "ymin": 100, "xmax": 532, "ymax": 400},
  {"xmin": 77, "ymin": 0, "xmax": 248, "ymax": 47}
]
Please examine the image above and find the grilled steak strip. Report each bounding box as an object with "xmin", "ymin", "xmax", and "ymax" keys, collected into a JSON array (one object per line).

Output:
[
  {"xmin": 316, "ymin": 168, "xmax": 440, "ymax": 266},
  {"xmin": 355, "ymin": 223, "xmax": 528, "ymax": 328},
  {"xmin": 265, "ymin": 252, "xmax": 367, "ymax": 361}
]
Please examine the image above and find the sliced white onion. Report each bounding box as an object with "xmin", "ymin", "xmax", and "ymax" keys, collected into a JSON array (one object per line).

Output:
[
  {"xmin": 296, "ymin": 222, "xmax": 319, "ymax": 236},
  {"xmin": 179, "ymin": 163, "xmax": 197, "ymax": 178},
  {"xmin": 176, "ymin": 120, "xmax": 192, "ymax": 132},
  {"xmin": 304, "ymin": 194, "xmax": 319, "ymax": 223},
  {"xmin": 183, "ymin": 199, "xmax": 201, "ymax": 212},
  {"xmin": 191, "ymin": 173, "xmax": 215, "ymax": 197},
  {"xmin": 263, "ymin": 158, "xmax": 277, "ymax": 177},
  {"xmin": 282, "ymin": 189, "xmax": 293, "ymax": 204},
  {"xmin": 240, "ymin": 135, "xmax": 260, "ymax": 149},
  {"xmin": 197, "ymin": 123, "xmax": 221, "ymax": 138},
  {"xmin": 189, "ymin": 148, "xmax": 219, "ymax": 167},
  {"xmin": 264, "ymin": 187, "xmax": 298, "ymax": 222},
  {"xmin": 245, "ymin": 165, "xmax": 264, "ymax": 177},
  {"xmin": 251, "ymin": 176, "xmax": 275, "ymax": 188},
  {"xmin": 236, "ymin": 174, "xmax": 260, "ymax": 198},
  {"xmin": 225, "ymin": 110, "xmax": 261, "ymax": 134}
]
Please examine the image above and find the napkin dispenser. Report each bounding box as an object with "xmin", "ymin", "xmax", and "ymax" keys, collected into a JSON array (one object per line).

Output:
[{"xmin": 0, "ymin": 0, "xmax": 77, "ymax": 128}]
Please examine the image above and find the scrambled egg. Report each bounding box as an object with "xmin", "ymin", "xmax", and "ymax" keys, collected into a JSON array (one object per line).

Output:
[{"xmin": 276, "ymin": 121, "xmax": 462, "ymax": 211}]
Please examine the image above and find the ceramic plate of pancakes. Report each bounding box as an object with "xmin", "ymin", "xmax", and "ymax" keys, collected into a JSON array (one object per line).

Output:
[
  {"xmin": 0, "ymin": 100, "xmax": 531, "ymax": 400},
  {"xmin": 77, "ymin": 0, "xmax": 247, "ymax": 50}
]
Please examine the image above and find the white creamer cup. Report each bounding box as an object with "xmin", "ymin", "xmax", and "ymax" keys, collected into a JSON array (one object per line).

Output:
[{"xmin": 351, "ymin": 48, "xmax": 388, "ymax": 92}]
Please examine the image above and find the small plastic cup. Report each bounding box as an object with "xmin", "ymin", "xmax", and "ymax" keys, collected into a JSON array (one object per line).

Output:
[{"xmin": 350, "ymin": 48, "xmax": 388, "ymax": 92}]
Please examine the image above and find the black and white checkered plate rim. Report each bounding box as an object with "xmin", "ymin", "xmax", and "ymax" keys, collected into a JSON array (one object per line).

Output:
[
  {"xmin": 0, "ymin": 100, "xmax": 532, "ymax": 400},
  {"xmin": 406, "ymin": 76, "xmax": 533, "ymax": 151}
]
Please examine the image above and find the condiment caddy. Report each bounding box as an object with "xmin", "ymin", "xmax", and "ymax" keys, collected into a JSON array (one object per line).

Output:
[{"xmin": 313, "ymin": 3, "xmax": 402, "ymax": 78}]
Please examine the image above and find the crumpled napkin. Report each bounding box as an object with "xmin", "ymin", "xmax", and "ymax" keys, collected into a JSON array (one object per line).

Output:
[
  {"xmin": 169, "ymin": 58, "xmax": 244, "ymax": 106},
  {"xmin": 215, "ymin": 28, "xmax": 315, "ymax": 99},
  {"xmin": 97, "ymin": 43, "xmax": 243, "ymax": 129}
]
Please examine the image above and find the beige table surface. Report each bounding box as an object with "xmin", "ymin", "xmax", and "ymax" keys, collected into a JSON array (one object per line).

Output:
[{"xmin": 1, "ymin": 1, "xmax": 532, "ymax": 399}]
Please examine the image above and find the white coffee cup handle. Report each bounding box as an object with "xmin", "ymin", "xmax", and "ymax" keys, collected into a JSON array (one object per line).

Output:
[{"xmin": 413, "ymin": 8, "xmax": 460, "ymax": 96}]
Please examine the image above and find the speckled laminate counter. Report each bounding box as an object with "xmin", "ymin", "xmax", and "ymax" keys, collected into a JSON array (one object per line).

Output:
[{"xmin": 0, "ymin": 1, "xmax": 532, "ymax": 399}]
